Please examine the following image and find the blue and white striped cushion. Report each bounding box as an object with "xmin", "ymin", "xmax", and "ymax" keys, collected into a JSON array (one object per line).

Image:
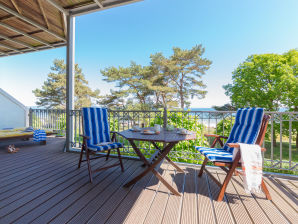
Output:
[
  {"xmin": 195, "ymin": 108, "xmax": 264, "ymax": 162},
  {"xmin": 223, "ymin": 108, "xmax": 264, "ymax": 153},
  {"xmin": 196, "ymin": 146, "xmax": 233, "ymax": 162},
  {"xmin": 88, "ymin": 142, "xmax": 124, "ymax": 152},
  {"xmin": 82, "ymin": 107, "xmax": 122, "ymax": 151},
  {"xmin": 33, "ymin": 129, "xmax": 46, "ymax": 142}
]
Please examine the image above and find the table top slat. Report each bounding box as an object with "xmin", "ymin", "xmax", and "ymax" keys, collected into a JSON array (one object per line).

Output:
[{"xmin": 118, "ymin": 127, "xmax": 196, "ymax": 143}]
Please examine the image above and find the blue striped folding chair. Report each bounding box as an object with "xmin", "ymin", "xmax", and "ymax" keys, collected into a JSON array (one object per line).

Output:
[
  {"xmin": 78, "ymin": 107, "xmax": 124, "ymax": 182},
  {"xmin": 196, "ymin": 108, "xmax": 272, "ymax": 201}
]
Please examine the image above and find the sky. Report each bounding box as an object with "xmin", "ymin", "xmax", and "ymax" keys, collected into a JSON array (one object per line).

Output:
[{"xmin": 0, "ymin": 0, "xmax": 298, "ymax": 108}]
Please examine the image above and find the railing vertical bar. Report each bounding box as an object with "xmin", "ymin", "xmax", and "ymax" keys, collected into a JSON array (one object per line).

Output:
[
  {"xmin": 280, "ymin": 114, "xmax": 282, "ymax": 169},
  {"xmin": 289, "ymin": 116, "xmax": 292, "ymax": 169},
  {"xmin": 271, "ymin": 115, "xmax": 274, "ymax": 166}
]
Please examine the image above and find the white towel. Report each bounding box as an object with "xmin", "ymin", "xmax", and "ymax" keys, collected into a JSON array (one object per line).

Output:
[{"xmin": 233, "ymin": 143, "xmax": 263, "ymax": 193}]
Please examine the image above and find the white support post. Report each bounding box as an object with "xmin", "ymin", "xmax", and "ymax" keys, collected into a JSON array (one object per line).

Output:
[{"xmin": 65, "ymin": 15, "xmax": 75, "ymax": 152}]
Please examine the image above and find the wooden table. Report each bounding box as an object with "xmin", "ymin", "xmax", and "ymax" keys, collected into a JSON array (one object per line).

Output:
[{"xmin": 118, "ymin": 127, "xmax": 196, "ymax": 196}]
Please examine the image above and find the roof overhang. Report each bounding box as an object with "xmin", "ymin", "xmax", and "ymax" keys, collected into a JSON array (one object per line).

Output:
[{"xmin": 0, "ymin": 0, "xmax": 142, "ymax": 57}]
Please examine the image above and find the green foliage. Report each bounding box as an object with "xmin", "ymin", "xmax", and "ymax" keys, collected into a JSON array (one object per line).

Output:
[
  {"xmin": 99, "ymin": 45, "xmax": 212, "ymax": 109},
  {"xmin": 224, "ymin": 49, "xmax": 298, "ymax": 148},
  {"xmin": 224, "ymin": 50, "xmax": 298, "ymax": 111},
  {"xmin": 33, "ymin": 59, "xmax": 100, "ymax": 109},
  {"xmin": 149, "ymin": 110, "xmax": 209, "ymax": 163},
  {"xmin": 215, "ymin": 117, "xmax": 234, "ymax": 137}
]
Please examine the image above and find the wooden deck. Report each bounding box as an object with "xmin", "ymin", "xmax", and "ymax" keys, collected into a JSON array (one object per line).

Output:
[{"xmin": 0, "ymin": 138, "xmax": 297, "ymax": 224}]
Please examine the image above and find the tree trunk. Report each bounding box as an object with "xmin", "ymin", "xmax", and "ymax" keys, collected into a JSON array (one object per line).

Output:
[{"xmin": 180, "ymin": 93, "xmax": 184, "ymax": 109}]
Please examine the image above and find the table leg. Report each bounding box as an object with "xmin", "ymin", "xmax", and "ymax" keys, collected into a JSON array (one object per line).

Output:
[
  {"xmin": 124, "ymin": 140, "xmax": 180, "ymax": 196},
  {"xmin": 151, "ymin": 141, "xmax": 184, "ymax": 173}
]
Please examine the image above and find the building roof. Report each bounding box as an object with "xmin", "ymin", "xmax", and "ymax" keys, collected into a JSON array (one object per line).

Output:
[
  {"xmin": 0, "ymin": 88, "xmax": 27, "ymax": 111},
  {"xmin": 0, "ymin": 0, "xmax": 141, "ymax": 57}
]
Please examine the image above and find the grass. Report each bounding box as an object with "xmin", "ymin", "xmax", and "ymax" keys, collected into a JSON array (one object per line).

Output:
[{"xmin": 264, "ymin": 141, "xmax": 297, "ymax": 162}]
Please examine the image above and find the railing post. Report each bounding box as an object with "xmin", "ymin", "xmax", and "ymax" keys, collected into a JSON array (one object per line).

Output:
[
  {"xmin": 29, "ymin": 108, "xmax": 33, "ymax": 127},
  {"xmin": 163, "ymin": 107, "xmax": 167, "ymax": 129}
]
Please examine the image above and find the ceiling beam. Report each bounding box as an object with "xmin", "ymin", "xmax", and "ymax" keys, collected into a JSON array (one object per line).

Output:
[
  {"xmin": 94, "ymin": 0, "xmax": 104, "ymax": 8},
  {"xmin": 0, "ymin": 33, "xmax": 36, "ymax": 50},
  {"xmin": 0, "ymin": 21, "xmax": 53, "ymax": 47},
  {"xmin": 70, "ymin": 0, "xmax": 143, "ymax": 17},
  {"xmin": 0, "ymin": 42, "xmax": 22, "ymax": 53},
  {"xmin": 46, "ymin": 0, "xmax": 69, "ymax": 15},
  {"xmin": 0, "ymin": 3, "xmax": 66, "ymax": 41},
  {"xmin": 60, "ymin": 12, "xmax": 67, "ymax": 37},
  {"xmin": 10, "ymin": 0, "xmax": 22, "ymax": 14},
  {"xmin": 0, "ymin": 42, "xmax": 66, "ymax": 57},
  {"xmin": 37, "ymin": 0, "xmax": 50, "ymax": 29},
  {"xmin": 0, "ymin": 49, "xmax": 8, "ymax": 55}
]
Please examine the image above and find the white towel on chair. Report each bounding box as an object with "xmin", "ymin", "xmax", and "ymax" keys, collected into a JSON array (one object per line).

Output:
[{"xmin": 233, "ymin": 143, "xmax": 263, "ymax": 193}]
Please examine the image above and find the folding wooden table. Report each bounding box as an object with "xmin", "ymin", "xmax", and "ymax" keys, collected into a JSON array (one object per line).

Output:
[{"xmin": 118, "ymin": 127, "xmax": 196, "ymax": 196}]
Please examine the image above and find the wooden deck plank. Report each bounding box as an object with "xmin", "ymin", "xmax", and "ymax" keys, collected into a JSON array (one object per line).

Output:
[
  {"xmin": 67, "ymin": 160, "xmax": 140, "ymax": 224},
  {"xmin": 104, "ymin": 166, "xmax": 156, "ymax": 224},
  {"xmin": 0, "ymin": 151, "xmax": 71, "ymax": 181},
  {"xmin": 49, "ymin": 160, "xmax": 136, "ymax": 224},
  {"xmin": 0, "ymin": 158, "xmax": 104, "ymax": 223},
  {"xmin": 16, "ymin": 159, "xmax": 132, "ymax": 224},
  {"xmin": 0, "ymin": 139, "xmax": 297, "ymax": 224},
  {"xmin": 0, "ymin": 155, "xmax": 77, "ymax": 200},
  {"xmin": 123, "ymin": 164, "xmax": 168, "ymax": 224},
  {"xmin": 180, "ymin": 167, "xmax": 198, "ymax": 224},
  {"xmin": 252, "ymin": 191, "xmax": 289, "ymax": 224},
  {"xmin": 263, "ymin": 177, "xmax": 298, "ymax": 223},
  {"xmin": 143, "ymin": 166, "xmax": 174, "ymax": 224},
  {"xmin": 230, "ymin": 175, "xmax": 271, "ymax": 224},
  {"xmin": 31, "ymin": 159, "xmax": 129, "ymax": 224},
  {"xmin": 85, "ymin": 163, "xmax": 146, "ymax": 224},
  {"xmin": 0, "ymin": 155, "xmax": 92, "ymax": 220},
  {"xmin": 216, "ymin": 171, "xmax": 252, "ymax": 224},
  {"xmin": 196, "ymin": 172, "xmax": 216, "ymax": 224},
  {"xmin": 277, "ymin": 178, "xmax": 298, "ymax": 196},
  {"xmin": 272, "ymin": 177, "xmax": 298, "ymax": 202},
  {"xmin": 160, "ymin": 167, "xmax": 185, "ymax": 224},
  {"xmin": 206, "ymin": 169, "xmax": 234, "ymax": 224},
  {"xmin": 0, "ymin": 155, "xmax": 86, "ymax": 211}
]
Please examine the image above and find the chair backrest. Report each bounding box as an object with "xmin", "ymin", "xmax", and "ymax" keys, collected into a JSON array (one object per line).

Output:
[
  {"xmin": 82, "ymin": 107, "xmax": 111, "ymax": 146},
  {"xmin": 223, "ymin": 108, "xmax": 264, "ymax": 152}
]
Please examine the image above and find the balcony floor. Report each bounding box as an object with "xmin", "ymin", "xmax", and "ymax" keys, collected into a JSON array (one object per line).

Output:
[{"xmin": 0, "ymin": 138, "xmax": 297, "ymax": 224}]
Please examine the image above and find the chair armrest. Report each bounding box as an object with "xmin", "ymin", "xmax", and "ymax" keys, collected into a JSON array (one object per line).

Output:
[
  {"xmin": 204, "ymin": 134, "xmax": 228, "ymax": 139},
  {"xmin": 227, "ymin": 143, "xmax": 266, "ymax": 152},
  {"xmin": 79, "ymin": 134, "xmax": 90, "ymax": 140},
  {"xmin": 110, "ymin": 131, "xmax": 118, "ymax": 134}
]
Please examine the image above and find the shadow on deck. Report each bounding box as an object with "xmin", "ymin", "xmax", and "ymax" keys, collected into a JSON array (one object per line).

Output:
[{"xmin": 0, "ymin": 138, "xmax": 297, "ymax": 224}]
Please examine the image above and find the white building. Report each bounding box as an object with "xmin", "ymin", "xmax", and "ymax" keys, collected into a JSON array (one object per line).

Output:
[{"xmin": 0, "ymin": 88, "xmax": 29, "ymax": 129}]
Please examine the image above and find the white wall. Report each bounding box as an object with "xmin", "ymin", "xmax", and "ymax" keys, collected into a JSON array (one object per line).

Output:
[{"xmin": 0, "ymin": 89, "xmax": 28, "ymax": 129}]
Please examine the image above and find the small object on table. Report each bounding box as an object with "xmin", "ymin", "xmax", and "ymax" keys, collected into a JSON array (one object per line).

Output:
[
  {"xmin": 132, "ymin": 125, "xmax": 141, "ymax": 132},
  {"xmin": 177, "ymin": 128, "xmax": 188, "ymax": 135},
  {"xmin": 154, "ymin": 124, "xmax": 161, "ymax": 134},
  {"xmin": 166, "ymin": 125, "xmax": 174, "ymax": 131},
  {"xmin": 142, "ymin": 129, "xmax": 155, "ymax": 135}
]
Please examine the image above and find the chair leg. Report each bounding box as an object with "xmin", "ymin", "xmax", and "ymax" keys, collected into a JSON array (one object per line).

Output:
[
  {"xmin": 86, "ymin": 148, "xmax": 93, "ymax": 183},
  {"xmin": 78, "ymin": 145, "xmax": 84, "ymax": 169},
  {"xmin": 217, "ymin": 162, "xmax": 239, "ymax": 201},
  {"xmin": 261, "ymin": 178, "xmax": 272, "ymax": 200},
  {"xmin": 106, "ymin": 150, "xmax": 111, "ymax": 161},
  {"xmin": 198, "ymin": 157, "xmax": 208, "ymax": 177},
  {"xmin": 116, "ymin": 148, "xmax": 124, "ymax": 172}
]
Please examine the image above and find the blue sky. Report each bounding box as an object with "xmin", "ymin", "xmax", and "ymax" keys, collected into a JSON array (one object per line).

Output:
[{"xmin": 0, "ymin": 0, "xmax": 297, "ymax": 107}]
